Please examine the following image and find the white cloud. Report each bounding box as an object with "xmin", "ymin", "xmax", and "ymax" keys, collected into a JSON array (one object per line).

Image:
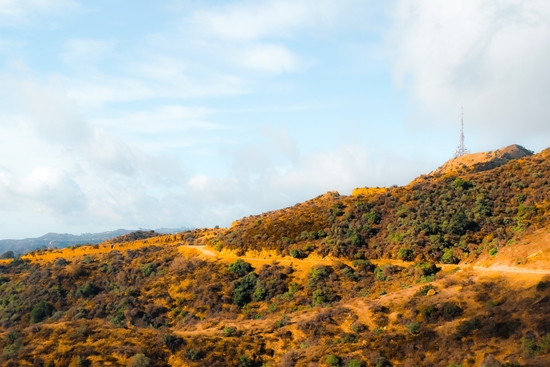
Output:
[
  {"xmin": 94, "ymin": 105, "xmax": 223, "ymax": 135},
  {"xmin": 240, "ymin": 43, "xmax": 299, "ymax": 73},
  {"xmin": 15, "ymin": 75, "xmax": 92, "ymax": 146},
  {"xmin": 190, "ymin": 0, "xmax": 324, "ymax": 41},
  {"xmin": 63, "ymin": 67, "xmax": 247, "ymax": 108},
  {"xmin": 0, "ymin": 73, "xmax": 189, "ymax": 231},
  {"xmin": 20, "ymin": 166, "xmax": 85, "ymax": 214},
  {"xmin": 183, "ymin": 0, "xmax": 371, "ymax": 76},
  {"xmin": 0, "ymin": 0, "xmax": 79, "ymax": 26},
  {"xmin": 387, "ymin": 0, "xmax": 550, "ymax": 143},
  {"xmin": 62, "ymin": 39, "xmax": 115, "ymax": 65},
  {"xmin": 182, "ymin": 128, "xmax": 431, "ymax": 228}
]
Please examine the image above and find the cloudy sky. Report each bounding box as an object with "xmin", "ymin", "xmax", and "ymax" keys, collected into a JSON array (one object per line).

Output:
[{"xmin": 1, "ymin": 0, "xmax": 549, "ymax": 239}]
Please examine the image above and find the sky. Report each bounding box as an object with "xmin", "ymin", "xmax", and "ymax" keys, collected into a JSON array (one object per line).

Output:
[{"xmin": 1, "ymin": 0, "xmax": 550, "ymax": 239}]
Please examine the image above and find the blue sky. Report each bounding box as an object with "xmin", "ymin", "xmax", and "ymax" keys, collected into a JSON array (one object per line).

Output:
[{"xmin": 1, "ymin": 0, "xmax": 550, "ymax": 239}]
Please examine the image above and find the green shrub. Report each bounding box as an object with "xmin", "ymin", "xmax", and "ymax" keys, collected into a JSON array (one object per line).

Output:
[
  {"xmin": 334, "ymin": 333, "xmax": 357, "ymax": 344},
  {"xmin": 520, "ymin": 333, "xmax": 550, "ymax": 357},
  {"xmin": 415, "ymin": 285, "xmax": 435, "ymax": 296},
  {"xmin": 452, "ymin": 178, "xmax": 473, "ymax": 190},
  {"xmin": 184, "ymin": 349, "xmax": 203, "ymax": 361},
  {"xmin": 290, "ymin": 249, "xmax": 304, "ymax": 259},
  {"xmin": 223, "ymin": 326, "xmax": 237, "ymax": 337},
  {"xmin": 387, "ymin": 232, "xmax": 404, "ymax": 244},
  {"xmin": 441, "ymin": 249, "xmax": 458, "ymax": 264},
  {"xmin": 275, "ymin": 315, "xmax": 290, "ymax": 328},
  {"xmin": 30, "ymin": 300, "xmax": 55, "ymax": 323},
  {"xmin": 406, "ymin": 322, "xmax": 421, "ymax": 334},
  {"xmin": 347, "ymin": 359, "xmax": 364, "ymax": 367},
  {"xmin": 456, "ymin": 318, "xmax": 480, "ymax": 338},
  {"xmin": 416, "ymin": 262, "xmax": 438, "ymax": 275},
  {"xmin": 350, "ymin": 321, "xmax": 366, "ymax": 333},
  {"xmin": 420, "ymin": 274, "xmax": 435, "ymax": 283},
  {"xmin": 127, "ymin": 353, "xmax": 151, "ymax": 367},
  {"xmin": 442, "ymin": 303, "xmax": 463, "ymax": 320},
  {"xmin": 140, "ymin": 263, "xmax": 156, "ymax": 277},
  {"xmin": 340, "ymin": 265, "xmax": 358, "ymax": 281},
  {"xmin": 229, "ymin": 259, "xmax": 252, "ymax": 277},
  {"xmin": 162, "ymin": 334, "xmax": 182, "ymax": 352},
  {"xmin": 55, "ymin": 258, "xmax": 68, "ymax": 267},
  {"xmin": 239, "ymin": 354, "xmax": 253, "ymax": 367},
  {"xmin": 352, "ymin": 259, "xmax": 374, "ymax": 272},
  {"xmin": 363, "ymin": 211, "xmax": 381, "ymax": 224},
  {"xmin": 75, "ymin": 282, "xmax": 100, "ymax": 298},
  {"xmin": 374, "ymin": 267, "xmax": 386, "ymax": 281},
  {"xmin": 450, "ymin": 211, "xmax": 470, "ymax": 236},
  {"xmin": 398, "ymin": 248, "xmax": 414, "ymax": 261},
  {"xmin": 359, "ymin": 288, "xmax": 370, "ymax": 297},
  {"xmin": 233, "ymin": 271, "xmax": 258, "ymax": 307},
  {"xmin": 422, "ymin": 305, "xmax": 436, "ymax": 318},
  {"xmin": 282, "ymin": 236, "xmax": 294, "ymax": 244},
  {"xmin": 326, "ymin": 354, "xmax": 340, "ymax": 366},
  {"xmin": 310, "ymin": 266, "xmax": 330, "ymax": 281},
  {"xmin": 2, "ymin": 343, "xmax": 19, "ymax": 359},
  {"xmin": 312, "ymin": 289, "xmax": 327, "ymax": 305},
  {"xmin": 489, "ymin": 248, "xmax": 498, "ymax": 257},
  {"xmin": 5, "ymin": 330, "xmax": 19, "ymax": 344}
]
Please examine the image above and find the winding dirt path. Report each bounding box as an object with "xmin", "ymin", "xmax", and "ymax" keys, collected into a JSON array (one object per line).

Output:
[
  {"xmin": 472, "ymin": 265, "xmax": 550, "ymax": 275},
  {"xmin": 187, "ymin": 245, "xmax": 550, "ymax": 276}
]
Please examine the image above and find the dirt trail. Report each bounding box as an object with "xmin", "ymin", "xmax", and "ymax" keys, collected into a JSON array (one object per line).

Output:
[
  {"xmin": 472, "ymin": 265, "xmax": 550, "ymax": 275},
  {"xmin": 187, "ymin": 245, "xmax": 550, "ymax": 276},
  {"xmin": 181, "ymin": 245, "xmax": 335, "ymax": 266},
  {"xmin": 187, "ymin": 246, "xmax": 550, "ymax": 275}
]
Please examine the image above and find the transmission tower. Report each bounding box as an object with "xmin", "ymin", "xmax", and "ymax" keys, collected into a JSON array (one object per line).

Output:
[{"xmin": 453, "ymin": 107, "xmax": 470, "ymax": 158}]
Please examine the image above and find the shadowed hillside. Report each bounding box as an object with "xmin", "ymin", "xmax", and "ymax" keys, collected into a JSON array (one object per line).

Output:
[{"xmin": 1, "ymin": 146, "xmax": 550, "ymax": 366}]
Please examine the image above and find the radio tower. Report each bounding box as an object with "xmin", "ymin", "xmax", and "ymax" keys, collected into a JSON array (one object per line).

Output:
[{"xmin": 453, "ymin": 106, "xmax": 470, "ymax": 158}]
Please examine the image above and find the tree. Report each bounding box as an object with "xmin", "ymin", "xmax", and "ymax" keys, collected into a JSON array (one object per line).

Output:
[
  {"xmin": 450, "ymin": 211, "xmax": 469, "ymax": 235},
  {"xmin": 228, "ymin": 259, "xmax": 252, "ymax": 277},
  {"xmin": 30, "ymin": 301, "xmax": 55, "ymax": 323},
  {"xmin": 0, "ymin": 251, "xmax": 14, "ymax": 259},
  {"xmin": 441, "ymin": 249, "xmax": 458, "ymax": 264}
]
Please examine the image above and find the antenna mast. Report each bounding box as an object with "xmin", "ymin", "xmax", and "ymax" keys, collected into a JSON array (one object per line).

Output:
[{"xmin": 453, "ymin": 106, "xmax": 470, "ymax": 158}]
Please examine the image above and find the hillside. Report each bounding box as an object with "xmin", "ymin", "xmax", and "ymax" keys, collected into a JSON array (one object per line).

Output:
[{"xmin": 1, "ymin": 146, "xmax": 550, "ymax": 366}]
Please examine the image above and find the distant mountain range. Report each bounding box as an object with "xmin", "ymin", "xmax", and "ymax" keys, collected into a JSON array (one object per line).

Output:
[{"xmin": 0, "ymin": 227, "xmax": 190, "ymax": 255}]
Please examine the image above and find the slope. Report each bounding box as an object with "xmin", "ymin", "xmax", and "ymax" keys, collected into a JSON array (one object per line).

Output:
[{"xmin": 1, "ymin": 145, "xmax": 550, "ymax": 367}]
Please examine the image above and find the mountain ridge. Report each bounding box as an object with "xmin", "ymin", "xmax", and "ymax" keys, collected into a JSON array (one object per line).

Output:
[{"xmin": 0, "ymin": 227, "xmax": 190, "ymax": 255}]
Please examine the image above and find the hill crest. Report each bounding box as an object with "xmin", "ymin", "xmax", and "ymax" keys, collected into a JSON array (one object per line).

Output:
[{"xmin": 430, "ymin": 144, "xmax": 533, "ymax": 177}]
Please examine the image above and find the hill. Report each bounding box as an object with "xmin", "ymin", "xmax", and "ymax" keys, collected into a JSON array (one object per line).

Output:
[
  {"xmin": 1, "ymin": 146, "xmax": 550, "ymax": 366},
  {"xmin": 0, "ymin": 227, "xmax": 189, "ymax": 256}
]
